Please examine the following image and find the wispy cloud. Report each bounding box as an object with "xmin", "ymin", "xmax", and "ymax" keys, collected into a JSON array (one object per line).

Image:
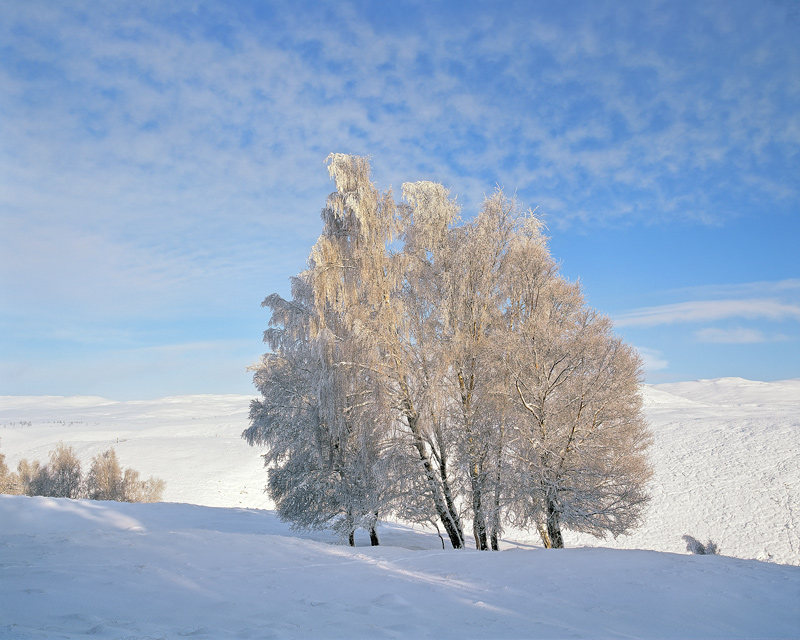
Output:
[
  {"xmin": 636, "ymin": 347, "xmax": 669, "ymax": 372},
  {"xmin": 694, "ymin": 327, "xmax": 787, "ymax": 344},
  {"xmin": 616, "ymin": 299, "xmax": 800, "ymax": 328},
  {"xmin": 2, "ymin": 1, "xmax": 797, "ymax": 233},
  {"xmin": 665, "ymin": 279, "xmax": 800, "ymax": 300},
  {"xmin": 1, "ymin": 2, "xmax": 797, "ymax": 396}
]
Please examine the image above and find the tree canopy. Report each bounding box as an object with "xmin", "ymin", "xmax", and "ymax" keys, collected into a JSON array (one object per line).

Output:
[{"xmin": 245, "ymin": 154, "xmax": 651, "ymax": 549}]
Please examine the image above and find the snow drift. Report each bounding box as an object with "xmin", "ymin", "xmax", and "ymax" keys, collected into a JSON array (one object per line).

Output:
[
  {"xmin": 1, "ymin": 495, "xmax": 798, "ymax": 638},
  {"xmin": 1, "ymin": 378, "xmax": 799, "ymax": 637}
]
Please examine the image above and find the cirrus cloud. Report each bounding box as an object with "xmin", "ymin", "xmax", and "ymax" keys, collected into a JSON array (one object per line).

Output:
[
  {"xmin": 615, "ymin": 299, "xmax": 800, "ymax": 328},
  {"xmin": 694, "ymin": 327, "xmax": 787, "ymax": 344}
]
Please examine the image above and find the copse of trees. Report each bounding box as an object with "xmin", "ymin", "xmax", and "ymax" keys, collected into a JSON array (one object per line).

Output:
[
  {"xmin": 244, "ymin": 154, "xmax": 652, "ymax": 549},
  {"xmin": 0, "ymin": 440, "xmax": 164, "ymax": 503}
]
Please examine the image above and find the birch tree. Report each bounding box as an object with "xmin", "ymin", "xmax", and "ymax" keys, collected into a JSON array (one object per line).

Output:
[
  {"xmin": 246, "ymin": 154, "xmax": 651, "ymax": 550},
  {"xmin": 41, "ymin": 442, "xmax": 84, "ymax": 499},
  {"xmin": 246, "ymin": 155, "xmax": 396, "ymax": 545},
  {"xmin": 244, "ymin": 274, "xmax": 381, "ymax": 544},
  {"xmin": 502, "ymin": 236, "xmax": 652, "ymax": 547},
  {"xmin": 86, "ymin": 447, "xmax": 165, "ymax": 503},
  {"xmin": 86, "ymin": 447, "xmax": 124, "ymax": 500},
  {"xmin": 373, "ymin": 180, "xmax": 468, "ymax": 549}
]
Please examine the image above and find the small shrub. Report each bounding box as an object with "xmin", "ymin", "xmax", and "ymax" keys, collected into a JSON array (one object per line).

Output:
[
  {"xmin": 43, "ymin": 442, "xmax": 84, "ymax": 498},
  {"xmin": 16, "ymin": 458, "xmax": 46, "ymax": 496},
  {"xmin": 682, "ymin": 534, "xmax": 718, "ymax": 555},
  {"xmin": 122, "ymin": 468, "xmax": 165, "ymax": 503},
  {"xmin": 5, "ymin": 443, "xmax": 165, "ymax": 504},
  {"xmin": 90, "ymin": 448, "xmax": 166, "ymax": 503},
  {"xmin": 86, "ymin": 448, "xmax": 124, "ymax": 500},
  {"xmin": 0, "ymin": 441, "xmax": 22, "ymax": 495}
]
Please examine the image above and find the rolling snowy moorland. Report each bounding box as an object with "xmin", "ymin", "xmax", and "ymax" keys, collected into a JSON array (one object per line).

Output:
[{"xmin": 1, "ymin": 378, "xmax": 799, "ymax": 638}]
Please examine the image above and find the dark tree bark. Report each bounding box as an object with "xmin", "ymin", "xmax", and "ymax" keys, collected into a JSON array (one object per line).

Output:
[
  {"xmin": 404, "ymin": 404, "xmax": 465, "ymax": 549},
  {"xmin": 545, "ymin": 498, "xmax": 564, "ymax": 548}
]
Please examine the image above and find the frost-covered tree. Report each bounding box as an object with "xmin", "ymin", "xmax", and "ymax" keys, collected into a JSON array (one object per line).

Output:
[
  {"xmin": 245, "ymin": 274, "xmax": 338, "ymax": 533},
  {"xmin": 381, "ymin": 180, "xmax": 468, "ymax": 549},
  {"xmin": 0, "ymin": 440, "xmax": 21, "ymax": 495},
  {"xmin": 245, "ymin": 275, "xmax": 387, "ymax": 545},
  {"xmin": 246, "ymin": 154, "xmax": 651, "ymax": 550},
  {"xmin": 246, "ymin": 156, "xmax": 397, "ymax": 545},
  {"xmin": 39, "ymin": 442, "xmax": 84, "ymax": 499},
  {"xmin": 304, "ymin": 154, "xmax": 398, "ymax": 544},
  {"xmin": 11, "ymin": 444, "xmax": 163, "ymax": 503},
  {"xmin": 501, "ymin": 236, "xmax": 652, "ymax": 547},
  {"xmin": 86, "ymin": 447, "xmax": 163, "ymax": 502},
  {"xmin": 86, "ymin": 447, "xmax": 124, "ymax": 500},
  {"xmin": 439, "ymin": 189, "xmax": 521, "ymax": 550},
  {"xmin": 16, "ymin": 458, "xmax": 44, "ymax": 496},
  {"xmin": 120, "ymin": 468, "xmax": 165, "ymax": 503}
]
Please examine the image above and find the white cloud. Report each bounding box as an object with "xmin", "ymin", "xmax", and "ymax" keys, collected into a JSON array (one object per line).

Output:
[
  {"xmin": 636, "ymin": 347, "xmax": 668, "ymax": 372},
  {"xmin": 1, "ymin": 3, "xmax": 798, "ymax": 397},
  {"xmin": 2, "ymin": 1, "xmax": 797, "ymax": 234},
  {"xmin": 667, "ymin": 279, "xmax": 800, "ymax": 299},
  {"xmin": 694, "ymin": 328, "xmax": 787, "ymax": 344},
  {"xmin": 615, "ymin": 299, "xmax": 800, "ymax": 328}
]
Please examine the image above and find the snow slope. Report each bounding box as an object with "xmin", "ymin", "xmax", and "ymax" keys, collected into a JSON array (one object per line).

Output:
[
  {"xmin": 0, "ymin": 394, "xmax": 271, "ymax": 509},
  {"xmin": 2, "ymin": 378, "xmax": 798, "ymax": 564},
  {"xmin": 564, "ymin": 378, "xmax": 800, "ymax": 564},
  {"xmin": 1, "ymin": 378, "xmax": 799, "ymax": 637},
  {"xmin": 1, "ymin": 495, "xmax": 798, "ymax": 639}
]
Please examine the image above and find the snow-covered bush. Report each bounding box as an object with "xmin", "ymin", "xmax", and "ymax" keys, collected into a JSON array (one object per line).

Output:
[
  {"xmin": 13, "ymin": 443, "xmax": 86, "ymax": 499},
  {"xmin": 3, "ymin": 444, "xmax": 164, "ymax": 503},
  {"xmin": 683, "ymin": 534, "xmax": 719, "ymax": 555},
  {"xmin": 12, "ymin": 442, "xmax": 84, "ymax": 498},
  {"xmin": 43, "ymin": 442, "xmax": 84, "ymax": 498},
  {"xmin": 87, "ymin": 447, "xmax": 165, "ymax": 503},
  {"xmin": 86, "ymin": 447, "xmax": 125, "ymax": 500},
  {"xmin": 0, "ymin": 440, "xmax": 21, "ymax": 494}
]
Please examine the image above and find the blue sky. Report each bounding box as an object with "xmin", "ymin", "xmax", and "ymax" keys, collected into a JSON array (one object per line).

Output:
[{"xmin": 1, "ymin": 0, "xmax": 798, "ymax": 399}]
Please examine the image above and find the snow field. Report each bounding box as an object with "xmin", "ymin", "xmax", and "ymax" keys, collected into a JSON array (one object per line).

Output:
[
  {"xmin": 1, "ymin": 378, "xmax": 799, "ymax": 637},
  {"xmin": 2, "ymin": 378, "xmax": 797, "ymax": 564},
  {"xmin": 0, "ymin": 394, "xmax": 272, "ymax": 509},
  {"xmin": 1, "ymin": 496, "xmax": 798, "ymax": 638}
]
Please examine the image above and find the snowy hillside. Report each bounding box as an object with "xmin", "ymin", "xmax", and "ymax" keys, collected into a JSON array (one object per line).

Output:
[
  {"xmin": 2, "ymin": 378, "xmax": 798, "ymax": 565},
  {"xmin": 1, "ymin": 378, "xmax": 799, "ymax": 637},
  {"xmin": 2, "ymin": 495, "xmax": 798, "ymax": 639},
  {"xmin": 566, "ymin": 377, "xmax": 800, "ymax": 564},
  {"xmin": 0, "ymin": 394, "xmax": 271, "ymax": 509}
]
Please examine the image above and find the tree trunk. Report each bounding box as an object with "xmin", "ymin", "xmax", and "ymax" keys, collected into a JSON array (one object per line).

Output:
[
  {"xmin": 459, "ymin": 371, "xmax": 488, "ymax": 550},
  {"xmin": 490, "ymin": 529, "xmax": 499, "ymax": 551},
  {"xmin": 348, "ymin": 530, "xmax": 355, "ymax": 547},
  {"xmin": 470, "ymin": 470, "xmax": 489, "ymax": 550},
  {"xmin": 546, "ymin": 498, "xmax": 564, "ymax": 549},
  {"xmin": 405, "ymin": 410, "xmax": 465, "ymax": 549},
  {"xmin": 369, "ymin": 524, "xmax": 380, "ymax": 546},
  {"xmin": 438, "ymin": 452, "xmax": 465, "ymax": 549},
  {"xmin": 537, "ymin": 522, "xmax": 552, "ymax": 548},
  {"xmin": 488, "ymin": 466, "xmax": 502, "ymax": 550},
  {"xmin": 487, "ymin": 449, "xmax": 503, "ymax": 550},
  {"xmin": 489, "ymin": 410, "xmax": 506, "ymax": 552}
]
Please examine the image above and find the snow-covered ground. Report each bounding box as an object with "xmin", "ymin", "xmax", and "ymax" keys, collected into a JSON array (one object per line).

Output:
[{"xmin": 1, "ymin": 378, "xmax": 799, "ymax": 638}]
